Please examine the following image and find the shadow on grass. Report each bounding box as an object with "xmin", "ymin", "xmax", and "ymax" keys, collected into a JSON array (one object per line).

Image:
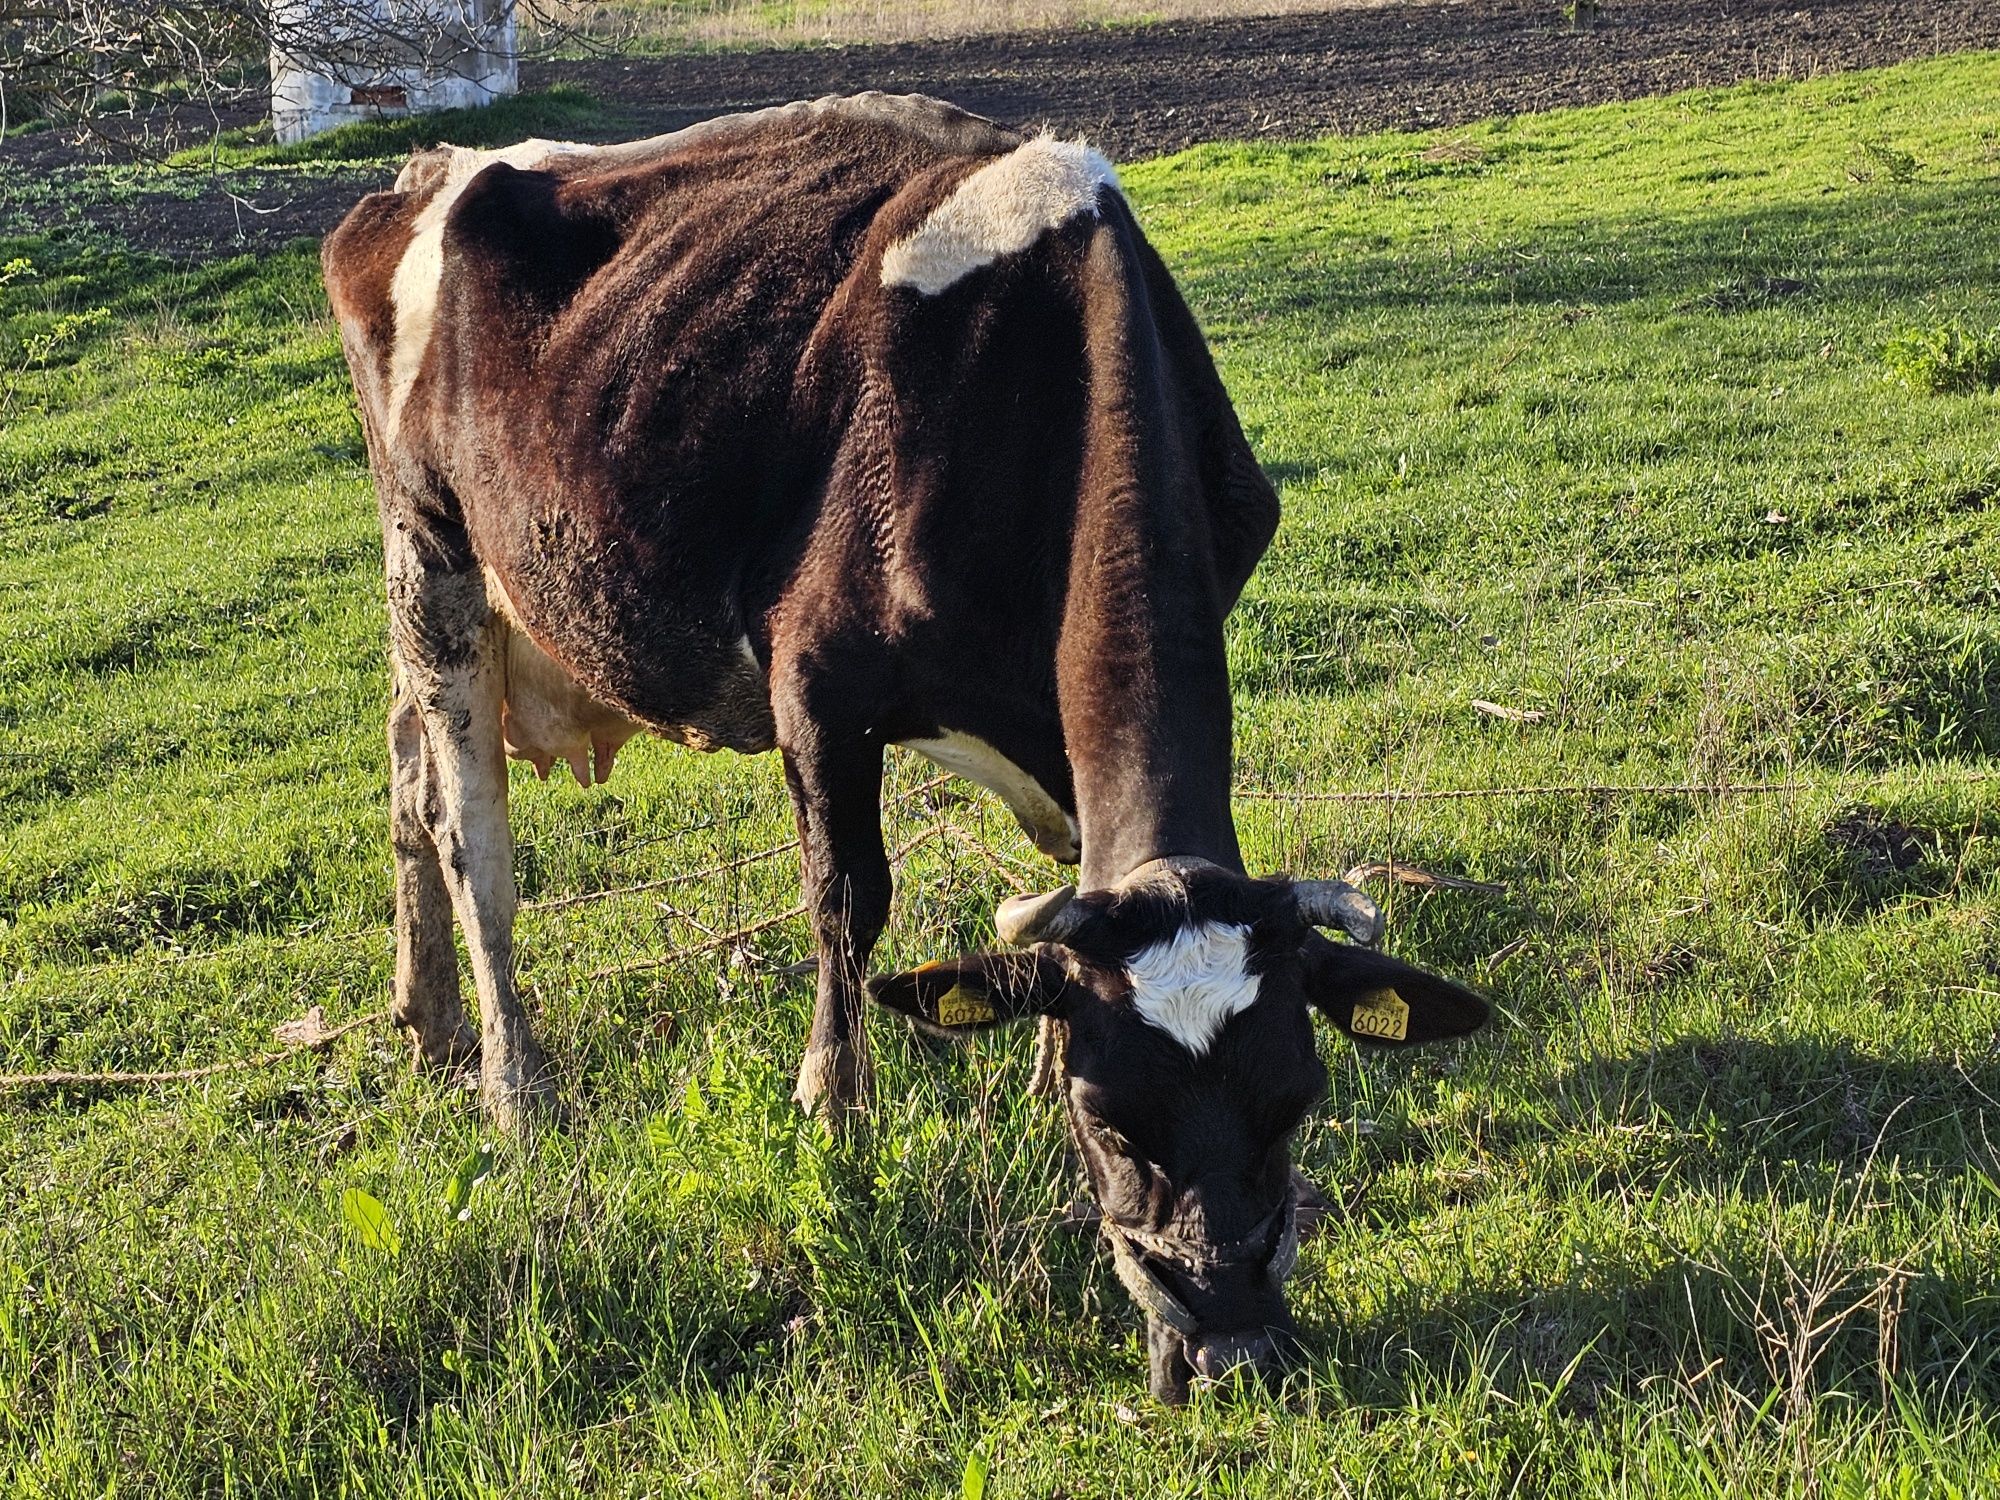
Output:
[
  {"xmin": 1191, "ymin": 178, "xmax": 2000, "ymax": 321},
  {"xmin": 1311, "ymin": 1252, "xmax": 1998, "ymax": 1418},
  {"xmin": 290, "ymin": 1031, "xmax": 1998, "ymax": 1453},
  {"xmin": 1280, "ymin": 1033, "xmax": 2000, "ymax": 1407}
]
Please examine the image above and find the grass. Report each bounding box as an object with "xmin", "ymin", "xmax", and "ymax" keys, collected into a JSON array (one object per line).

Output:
[
  {"xmin": 4, "ymin": 52, "xmax": 2000, "ymax": 1498},
  {"xmin": 162, "ymin": 84, "xmax": 619, "ymax": 170}
]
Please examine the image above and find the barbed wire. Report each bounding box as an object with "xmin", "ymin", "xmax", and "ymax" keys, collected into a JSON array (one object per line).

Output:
[
  {"xmin": 1236, "ymin": 770, "xmax": 1999, "ymax": 804},
  {"xmin": 4, "ymin": 764, "xmax": 1992, "ymax": 1092},
  {"xmin": 0, "ymin": 1006, "xmax": 385, "ymax": 1093}
]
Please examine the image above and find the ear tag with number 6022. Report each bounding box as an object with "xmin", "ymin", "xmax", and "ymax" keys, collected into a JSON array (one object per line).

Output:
[
  {"xmin": 1350, "ymin": 987, "xmax": 1409, "ymax": 1042},
  {"xmin": 935, "ymin": 984, "xmax": 995, "ymax": 1027}
]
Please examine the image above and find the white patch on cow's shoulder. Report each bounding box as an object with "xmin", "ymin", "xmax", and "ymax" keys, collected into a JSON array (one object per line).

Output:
[
  {"xmin": 899, "ymin": 730, "xmax": 1080, "ymax": 863},
  {"xmin": 880, "ymin": 135, "xmax": 1121, "ymax": 296},
  {"xmin": 386, "ymin": 138, "xmax": 591, "ymax": 439},
  {"xmin": 1126, "ymin": 922, "xmax": 1259, "ymax": 1057}
]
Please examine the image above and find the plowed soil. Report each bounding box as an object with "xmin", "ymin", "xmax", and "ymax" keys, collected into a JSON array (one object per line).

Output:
[
  {"xmin": 8, "ymin": 0, "xmax": 1997, "ymax": 261},
  {"xmin": 546, "ymin": 0, "xmax": 2000, "ymax": 162}
]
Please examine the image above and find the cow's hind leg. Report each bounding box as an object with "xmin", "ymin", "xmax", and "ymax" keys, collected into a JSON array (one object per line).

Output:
[
  {"xmin": 386, "ymin": 533, "xmax": 549, "ymax": 1128},
  {"xmin": 779, "ymin": 730, "xmax": 889, "ymax": 1124},
  {"xmin": 388, "ymin": 682, "xmax": 477, "ymax": 1068}
]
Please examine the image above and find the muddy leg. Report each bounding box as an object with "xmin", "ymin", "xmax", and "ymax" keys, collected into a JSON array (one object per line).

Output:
[
  {"xmin": 386, "ymin": 537, "xmax": 547, "ymax": 1130},
  {"xmin": 388, "ymin": 685, "xmax": 477, "ymax": 1068}
]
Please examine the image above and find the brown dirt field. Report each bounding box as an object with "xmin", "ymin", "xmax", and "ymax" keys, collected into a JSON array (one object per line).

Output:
[
  {"xmin": 544, "ymin": 0, "xmax": 2000, "ymax": 162},
  {"xmin": 6, "ymin": 0, "xmax": 1996, "ymax": 263}
]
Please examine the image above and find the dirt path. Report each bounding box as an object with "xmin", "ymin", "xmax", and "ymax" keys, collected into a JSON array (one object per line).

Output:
[{"xmin": 6, "ymin": 0, "xmax": 1994, "ymax": 261}]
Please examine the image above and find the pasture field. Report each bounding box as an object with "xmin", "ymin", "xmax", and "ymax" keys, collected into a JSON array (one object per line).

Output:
[{"xmin": 4, "ymin": 54, "xmax": 2000, "ymax": 1497}]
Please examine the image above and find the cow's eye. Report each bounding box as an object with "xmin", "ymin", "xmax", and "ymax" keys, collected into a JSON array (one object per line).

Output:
[{"xmin": 1082, "ymin": 1117, "xmax": 1131, "ymax": 1155}]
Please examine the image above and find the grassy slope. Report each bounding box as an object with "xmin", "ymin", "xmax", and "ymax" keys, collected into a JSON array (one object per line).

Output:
[{"xmin": 3, "ymin": 55, "xmax": 2000, "ymax": 1497}]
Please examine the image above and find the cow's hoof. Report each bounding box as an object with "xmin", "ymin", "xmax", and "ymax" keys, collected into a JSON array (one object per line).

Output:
[
  {"xmin": 481, "ymin": 1039, "xmax": 552, "ymax": 1133},
  {"xmin": 407, "ymin": 1021, "xmax": 479, "ymax": 1074},
  {"xmin": 793, "ymin": 1043, "xmax": 867, "ymax": 1125}
]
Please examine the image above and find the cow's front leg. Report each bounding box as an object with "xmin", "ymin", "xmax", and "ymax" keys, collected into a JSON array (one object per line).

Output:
[
  {"xmin": 387, "ymin": 682, "xmax": 476, "ymax": 1069},
  {"xmin": 386, "ymin": 541, "xmax": 548, "ymax": 1129},
  {"xmin": 779, "ymin": 734, "xmax": 889, "ymax": 1124}
]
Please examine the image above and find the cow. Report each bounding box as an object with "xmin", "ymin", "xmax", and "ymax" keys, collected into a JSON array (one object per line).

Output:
[{"xmin": 321, "ymin": 93, "xmax": 1490, "ymax": 1402}]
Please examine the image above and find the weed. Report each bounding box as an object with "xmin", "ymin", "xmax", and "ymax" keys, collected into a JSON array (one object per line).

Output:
[
  {"xmin": 1850, "ymin": 137, "xmax": 1923, "ymax": 183},
  {"xmin": 1883, "ymin": 321, "xmax": 2000, "ymax": 394},
  {"xmin": 19, "ymin": 304, "xmax": 112, "ymax": 367}
]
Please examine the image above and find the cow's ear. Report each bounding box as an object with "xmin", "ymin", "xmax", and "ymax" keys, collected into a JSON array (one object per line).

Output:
[
  {"xmin": 1299, "ymin": 933, "xmax": 1489, "ymax": 1047},
  {"xmin": 868, "ymin": 949, "xmax": 1074, "ymax": 1035}
]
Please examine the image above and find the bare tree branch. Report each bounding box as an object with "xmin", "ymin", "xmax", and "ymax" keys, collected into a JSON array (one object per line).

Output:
[{"xmin": 0, "ymin": 0, "xmax": 585, "ymax": 153}]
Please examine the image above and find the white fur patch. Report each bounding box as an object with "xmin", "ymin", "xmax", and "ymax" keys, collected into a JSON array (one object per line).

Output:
[
  {"xmin": 880, "ymin": 135, "xmax": 1121, "ymax": 296},
  {"xmin": 386, "ymin": 138, "xmax": 591, "ymax": 439},
  {"xmin": 899, "ymin": 730, "xmax": 1080, "ymax": 862},
  {"xmin": 1126, "ymin": 922, "xmax": 1260, "ymax": 1056}
]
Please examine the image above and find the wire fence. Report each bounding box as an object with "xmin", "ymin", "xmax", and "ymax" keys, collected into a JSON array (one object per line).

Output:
[{"xmin": 4, "ymin": 762, "xmax": 1992, "ymax": 1092}]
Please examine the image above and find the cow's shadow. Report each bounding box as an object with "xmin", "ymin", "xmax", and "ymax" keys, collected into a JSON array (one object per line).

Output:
[{"xmin": 1275, "ymin": 1034, "xmax": 2000, "ymax": 1409}]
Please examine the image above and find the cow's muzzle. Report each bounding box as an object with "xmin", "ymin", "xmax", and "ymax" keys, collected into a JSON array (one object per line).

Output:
[{"xmin": 1100, "ymin": 1193, "xmax": 1301, "ymax": 1404}]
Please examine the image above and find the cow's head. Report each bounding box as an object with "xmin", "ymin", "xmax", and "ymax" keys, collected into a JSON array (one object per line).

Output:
[{"xmin": 869, "ymin": 856, "xmax": 1488, "ymax": 1402}]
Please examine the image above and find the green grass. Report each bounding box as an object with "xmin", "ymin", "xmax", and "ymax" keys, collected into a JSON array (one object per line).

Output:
[
  {"xmin": 5, "ymin": 54, "xmax": 2000, "ymax": 1498},
  {"xmin": 164, "ymin": 84, "xmax": 619, "ymax": 170}
]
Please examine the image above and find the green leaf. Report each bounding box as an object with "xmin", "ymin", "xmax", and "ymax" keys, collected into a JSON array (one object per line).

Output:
[
  {"xmin": 441, "ymin": 1349, "xmax": 469, "ymax": 1379},
  {"xmin": 683, "ymin": 1076, "xmax": 707, "ymax": 1120},
  {"xmin": 442, "ymin": 1143, "xmax": 496, "ymax": 1222},
  {"xmin": 961, "ymin": 1448, "xmax": 990, "ymax": 1500},
  {"xmin": 340, "ymin": 1188, "xmax": 402, "ymax": 1257}
]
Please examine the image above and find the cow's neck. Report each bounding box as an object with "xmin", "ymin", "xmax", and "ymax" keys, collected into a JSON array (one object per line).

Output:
[
  {"xmin": 1049, "ymin": 220, "xmax": 1251, "ymax": 892},
  {"xmin": 1058, "ymin": 494, "xmax": 1243, "ymax": 891}
]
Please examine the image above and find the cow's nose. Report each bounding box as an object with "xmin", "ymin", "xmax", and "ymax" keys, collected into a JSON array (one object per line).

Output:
[{"xmin": 1191, "ymin": 1332, "xmax": 1281, "ymax": 1383}]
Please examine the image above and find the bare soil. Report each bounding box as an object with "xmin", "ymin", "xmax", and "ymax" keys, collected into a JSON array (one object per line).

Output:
[
  {"xmin": 547, "ymin": 0, "xmax": 2000, "ymax": 162},
  {"xmin": 7, "ymin": 0, "xmax": 1996, "ymax": 263}
]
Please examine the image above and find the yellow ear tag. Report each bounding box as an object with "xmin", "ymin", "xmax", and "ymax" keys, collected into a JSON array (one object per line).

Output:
[
  {"xmin": 1350, "ymin": 988, "xmax": 1409, "ymax": 1042},
  {"xmin": 935, "ymin": 984, "xmax": 995, "ymax": 1027}
]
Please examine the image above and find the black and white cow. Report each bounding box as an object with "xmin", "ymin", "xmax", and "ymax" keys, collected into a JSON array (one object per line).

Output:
[{"xmin": 323, "ymin": 93, "xmax": 1489, "ymax": 1401}]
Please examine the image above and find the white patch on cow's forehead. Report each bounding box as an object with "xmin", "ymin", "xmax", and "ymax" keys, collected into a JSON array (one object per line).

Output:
[
  {"xmin": 386, "ymin": 138, "xmax": 590, "ymax": 440},
  {"xmin": 880, "ymin": 135, "xmax": 1121, "ymax": 297},
  {"xmin": 1126, "ymin": 921, "xmax": 1259, "ymax": 1057}
]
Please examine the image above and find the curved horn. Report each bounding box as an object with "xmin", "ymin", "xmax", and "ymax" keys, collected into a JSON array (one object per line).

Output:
[
  {"xmin": 1292, "ymin": 879, "xmax": 1384, "ymax": 945},
  {"xmin": 1116, "ymin": 854, "xmax": 1222, "ymax": 890},
  {"xmin": 996, "ymin": 886, "xmax": 1085, "ymax": 947}
]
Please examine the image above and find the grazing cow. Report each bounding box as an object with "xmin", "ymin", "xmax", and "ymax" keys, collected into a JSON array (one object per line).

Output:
[{"xmin": 322, "ymin": 93, "xmax": 1490, "ymax": 1401}]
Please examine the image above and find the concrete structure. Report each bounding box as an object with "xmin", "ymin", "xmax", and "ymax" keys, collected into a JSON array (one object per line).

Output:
[{"xmin": 270, "ymin": 0, "xmax": 518, "ymax": 144}]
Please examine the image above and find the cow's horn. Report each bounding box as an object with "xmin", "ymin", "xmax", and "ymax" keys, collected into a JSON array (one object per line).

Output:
[
  {"xmin": 1293, "ymin": 879, "xmax": 1384, "ymax": 945},
  {"xmin": 1117, "ymin": 854, "xmax": 1222, "ymax": 889},
  {"xmin": 996, "ymin": 886, "xmax": 1084, "ymax": 947}
]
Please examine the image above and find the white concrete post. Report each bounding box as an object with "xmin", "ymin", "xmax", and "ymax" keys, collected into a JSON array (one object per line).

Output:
[{"xmin": 270, "ymin": 0, "xmax": 520, "ymax": 145}]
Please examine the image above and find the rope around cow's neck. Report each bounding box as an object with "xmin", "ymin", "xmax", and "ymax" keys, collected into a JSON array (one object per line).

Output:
[{"xmin": 1094, "ymin": 1187, "xmax": 1300, "ymax": 1340}]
